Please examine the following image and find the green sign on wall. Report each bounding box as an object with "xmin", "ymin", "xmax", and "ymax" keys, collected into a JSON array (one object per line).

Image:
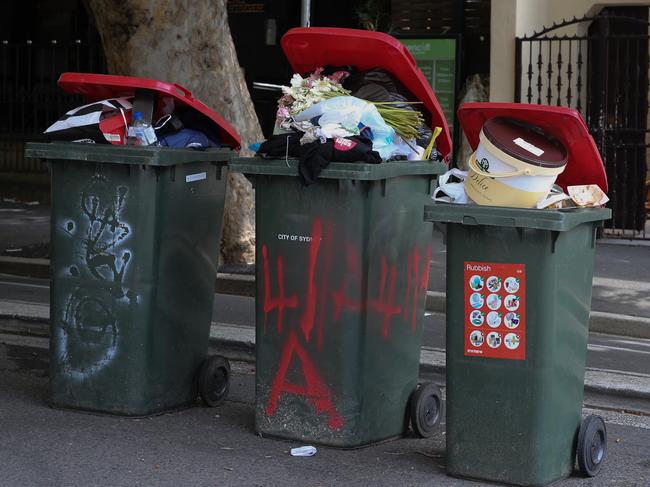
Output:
[{"xmin": 399, "ymin": 38, "xmax": 457, "ymax": 133}]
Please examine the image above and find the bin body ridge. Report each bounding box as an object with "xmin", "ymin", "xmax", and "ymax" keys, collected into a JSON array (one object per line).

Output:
[{"xmin": 39, "ymin": 143, "xmax": 229, "ymax": 415}]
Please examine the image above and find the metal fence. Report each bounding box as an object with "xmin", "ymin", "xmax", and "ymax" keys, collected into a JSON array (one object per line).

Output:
[
  {"xmin": 0, "ymin": 38, "xmax": 106, "ymax": 174},
  {"xmin": 515, "ymin": 15, "xmax": 650, "ymax": 239}
]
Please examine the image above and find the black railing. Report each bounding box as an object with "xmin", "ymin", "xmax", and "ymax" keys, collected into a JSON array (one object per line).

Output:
[
  {"xmin": 516, "ymin": 15, "xmax": 649, "ymax": 239},
  {"xmin": 0, "ymin": 38, "xmax": 106, "ymax": 174}
]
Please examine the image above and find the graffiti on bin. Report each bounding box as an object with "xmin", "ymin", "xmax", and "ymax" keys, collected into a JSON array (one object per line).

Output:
[
  {"xmin": 262, "ymin": 218, "xmax": 431, "ymax": 430},
  {"xmin": 56, "ymin": 174, "xmax": 137, "ymax": 380}
]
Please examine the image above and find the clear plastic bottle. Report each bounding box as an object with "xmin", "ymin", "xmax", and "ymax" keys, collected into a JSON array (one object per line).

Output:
[{"xmin": 127, "ymin": 111, "xmax": 157, "ymax": 146}]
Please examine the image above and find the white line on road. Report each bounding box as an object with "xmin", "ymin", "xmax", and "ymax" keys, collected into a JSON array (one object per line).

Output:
[
  {"xmin": 611, "ymin": 338, "xmax": 650, "ymax": 348},
  {"xmin": 588, "ymin": 343, "xmax": 650, "ymax": 356},
  {"xmin": 0, "ymin": 280, "xmax": 49, "ymax": 289}
]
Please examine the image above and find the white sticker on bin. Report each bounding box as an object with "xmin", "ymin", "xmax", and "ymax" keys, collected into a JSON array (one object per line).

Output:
[
  {"xmin": 513, "ymin": 137, "xmax": 544, "ymax": 157},
  {"xmin": 185, "ymin": 172, "xmax": 207, "ymax": 183}
]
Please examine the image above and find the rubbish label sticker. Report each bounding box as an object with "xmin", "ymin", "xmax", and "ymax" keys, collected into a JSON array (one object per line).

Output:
[
  {"xmin": 185, "ymin": 172, "xmax": 207, "ymax": 183},
  {"xmin": 464, "ymin": 262, "xmax": 526, "ymax": 360}
]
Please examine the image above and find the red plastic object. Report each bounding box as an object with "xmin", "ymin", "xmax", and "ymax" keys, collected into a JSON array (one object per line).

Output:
[
  {"xmin": 458, "ymin": 102, "xmax": 608, "ymax": 193},
  {"xmin": 281, "ymin": 27, "xmax": 452, "ymax": 161},
  {"xmin": 57, "ymin": 72, "xmax": 241, "ymax": 150}
]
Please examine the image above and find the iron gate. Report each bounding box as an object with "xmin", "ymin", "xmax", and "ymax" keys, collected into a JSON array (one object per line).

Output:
[
  {"xmin": 0, "ymin": 37, "xmax": 106, "ymax": 175},
  {"xmin": 515, "ymin": 13, "xmax": 650, "ymax": 239}
]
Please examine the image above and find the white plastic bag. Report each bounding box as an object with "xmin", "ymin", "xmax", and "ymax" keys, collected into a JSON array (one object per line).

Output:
[
  {"xmin": 293, "ymin": 96, "xmax": 414, "ymax": 160},
  {"xmin": 433, "ymin": 168, "xmax": 471, "ymax": 204}
]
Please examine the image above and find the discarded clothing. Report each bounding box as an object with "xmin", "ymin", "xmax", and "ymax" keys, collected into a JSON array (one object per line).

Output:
[
  {"xmin": 158, "ymin": 128, "xmax": 220, "ymax": 149},
  {"xmin": 257, "ymin": 133, "xmax": 381, "ymax": 185}
]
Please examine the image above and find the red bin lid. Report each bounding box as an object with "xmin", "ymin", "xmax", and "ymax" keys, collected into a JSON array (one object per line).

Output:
[
  {"xmin": 281, "ymin": 27, "xmax": 452, "ymax": 161},
  {"xmin": 57, "ymin": 72, "xmax": 241, "ymax": 150},
  {"xmin": 457, "ymin": 102, "xmax": 608, "ymax": 193}
]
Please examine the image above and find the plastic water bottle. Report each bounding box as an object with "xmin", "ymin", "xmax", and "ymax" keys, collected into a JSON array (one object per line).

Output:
[{"xmin": 128, "ymin": 111, "xmax": 157, "ymax": 146}]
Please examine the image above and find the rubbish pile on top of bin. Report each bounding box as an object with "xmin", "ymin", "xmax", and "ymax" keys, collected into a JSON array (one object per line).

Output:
[
  {"xmin": 255, "ymin": 27, "xmax": 453, "ymax": 184},
  {"xmin": 43, "ymin": 72, "xmax": 241, "ymax": 150},
  {"xmin": 434, "ymin": 102, "xmax": 610, "ymax": 210}
]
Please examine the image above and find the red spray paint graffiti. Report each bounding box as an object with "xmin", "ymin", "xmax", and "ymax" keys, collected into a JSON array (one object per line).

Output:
[
  {"xmin": 266, "ymin": 329, "xmax": 344, "ymax": 430},
  {"xmin": 262, "ymin": 244, "xmax": 298, "ymax": 335},
  {"xmin": 260, "ymin": 218, "xmax": 432, "ymax": 431}
]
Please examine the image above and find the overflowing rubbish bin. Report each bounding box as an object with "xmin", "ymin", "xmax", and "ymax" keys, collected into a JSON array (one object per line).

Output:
[
  {"xmin": 426, "ymin": 103, "xmax": 611, "ymax": 485},
  {"xmin": 25, "ymin": 73, "xmax": 240, "ymax": 415},
  {"xmin": 230, "ymin": 27, "xmax": 452, "ymax": 447}
]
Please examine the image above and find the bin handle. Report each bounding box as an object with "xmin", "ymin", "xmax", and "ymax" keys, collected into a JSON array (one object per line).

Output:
[
  {"xmin": 173, "ymin": 83, "xmax": 193, "ymax": 99},
  {"xmin": 468, "ymin": 152, "xmax": 529, "ymax": 178}
]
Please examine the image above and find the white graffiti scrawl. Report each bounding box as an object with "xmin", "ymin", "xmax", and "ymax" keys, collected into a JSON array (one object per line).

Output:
[{"xmin": 56, "ymin": 174, "xmax": 137, "ymax": 380}]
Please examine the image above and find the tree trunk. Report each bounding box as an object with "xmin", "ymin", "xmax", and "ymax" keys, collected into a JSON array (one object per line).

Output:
[{"xmin": 85, "ymin": 0, "xmax": 260, "ymax": 264}]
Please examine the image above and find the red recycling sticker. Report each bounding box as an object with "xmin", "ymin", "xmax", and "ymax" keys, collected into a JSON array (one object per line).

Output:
[{"xmin": 464, "ymin": 262, "xmax": 526, "ymax": 360}]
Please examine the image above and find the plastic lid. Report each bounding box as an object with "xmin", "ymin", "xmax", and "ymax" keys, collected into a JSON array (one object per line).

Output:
[
  {"xmin": 458, "ymin": 103, "xmax": 608, "ymax": 193},
  {"xmin": 57, "ymin": 73, "xmax": 241, "ymax": 150},
  {"xmin": 482, "ymin": 117, "xmax": 567, "ymax": 168},
  {"xmin": 280, "ymin": 27, "xmax": 452, "ymax": 161},
  {"xmin": 133, "ymin": 111, "xmax": 142, "ymax": 121}
]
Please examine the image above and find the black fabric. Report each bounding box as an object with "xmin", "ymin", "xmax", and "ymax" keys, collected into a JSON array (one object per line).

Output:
[
  {"xmin": 343, "ymin": 68, "xmax": 433, "ymax": 147},
  {"xmin": 257, "ymin": 133, "xmax": 381, "ymax": 185}
]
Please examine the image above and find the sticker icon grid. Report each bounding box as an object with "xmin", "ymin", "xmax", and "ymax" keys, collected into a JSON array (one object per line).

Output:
[{"xmin": 463, "ymin": 262, "xmax": 526, "ymax": 360}]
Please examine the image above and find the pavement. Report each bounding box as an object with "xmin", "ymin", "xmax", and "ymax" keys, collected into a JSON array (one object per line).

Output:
[{"xmin": 2, "ymin": 338, "xmax": 650, "ymax": 487}]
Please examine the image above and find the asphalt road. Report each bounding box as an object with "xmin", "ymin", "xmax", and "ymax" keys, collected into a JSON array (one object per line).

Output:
[
  {"xmin": 2, "ymin": 273, "xmax": 649, "ymax": 378},
  {"xmin": 1, "ymin": 339, "xmax": 650, "ymax": 487}
]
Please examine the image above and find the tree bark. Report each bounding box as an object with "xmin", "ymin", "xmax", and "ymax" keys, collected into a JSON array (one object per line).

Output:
[{"xmin": 85, "ymin": 0, "xmax": 259, "ymax": 263}]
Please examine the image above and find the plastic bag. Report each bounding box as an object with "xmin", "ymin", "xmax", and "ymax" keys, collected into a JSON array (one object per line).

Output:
[
  {"xmin": 293, "ymin": 96, "xmax": 413, "ymax": 160},
  {"xmin": 433, "ymin": 168, "xmax": 471, "ymax": 204},
  {"xmin": 343, "ymin": 68, "xmax": 433, "ymax": 147},
  {"xmin": 44, "ymin": 97, "xmax": 132, "ymax": 145}
]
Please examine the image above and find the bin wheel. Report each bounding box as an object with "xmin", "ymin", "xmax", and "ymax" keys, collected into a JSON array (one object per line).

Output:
[
  {"xmin": 409, "ymin": 382, "xmax": 444, "ymax": 438},
  {"xmin": 577, "ymin": 415, "xmax": 607, "ymax": 477},
  {"xmin": 198, "ymin": 355, "xmax": 230, "ymax": 407}
]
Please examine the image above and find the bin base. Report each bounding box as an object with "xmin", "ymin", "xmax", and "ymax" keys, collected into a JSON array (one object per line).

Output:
[
  {"xmin": 447, "ymin": 470, "xmax": 572, "ymax": 487},
  {"xmin": 255, "ymin": 429, "xmax": 405, "ymax": 450},
  {"xmin": 48, "ymin": 399, "xmax": 197, "ymax": 418}
]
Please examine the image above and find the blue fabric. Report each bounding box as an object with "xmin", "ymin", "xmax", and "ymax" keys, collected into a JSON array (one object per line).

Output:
[{"xmin": 158, "ymin": 129, "xmax": 220, "ymax": 148}]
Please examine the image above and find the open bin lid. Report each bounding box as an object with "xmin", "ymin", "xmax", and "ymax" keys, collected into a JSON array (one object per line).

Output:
[
  {"xmin": 457, "ymin": 102, "xmax": 608, "ymax": 193},
  {"xmin": 281, "ymin": 27, "xmax": 452, "ymax": 161},
  {"xmin": 57, "ymin": 72, "xmax": 241, "ymax": 150}
]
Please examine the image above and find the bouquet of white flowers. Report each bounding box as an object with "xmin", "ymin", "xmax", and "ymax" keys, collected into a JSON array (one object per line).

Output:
[
  {"xmin": 276, "ymin": 68, "xmax": 425, "ymax": 142},
  {"xmin": 276, "ymin": 68, "xmax": 350, "ymax": 129}
]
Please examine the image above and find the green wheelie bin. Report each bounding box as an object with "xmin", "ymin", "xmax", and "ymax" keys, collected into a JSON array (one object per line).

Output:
[
  {"xmin": 228, "ymin": 26, "xmax": 454, "ymax": 447},
  {"xmin": 24, "ymin": 73, "xmax": 241, "ymax": 415},
  {"xmin": 424, "ymin": 102, "xmax": 612, "ymax": 485},
  {"xmin": 425, "ymin": 204, "xmax": 610, "ymax": 485},
  {"xmin": 231, "ymin": 158, "xmax": 445, "ymax": 447}
]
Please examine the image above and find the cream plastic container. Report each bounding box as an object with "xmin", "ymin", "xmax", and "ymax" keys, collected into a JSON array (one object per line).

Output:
[{"xmin": 465, "ymin": 117, "xmax": 568, "ymax": 208}]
